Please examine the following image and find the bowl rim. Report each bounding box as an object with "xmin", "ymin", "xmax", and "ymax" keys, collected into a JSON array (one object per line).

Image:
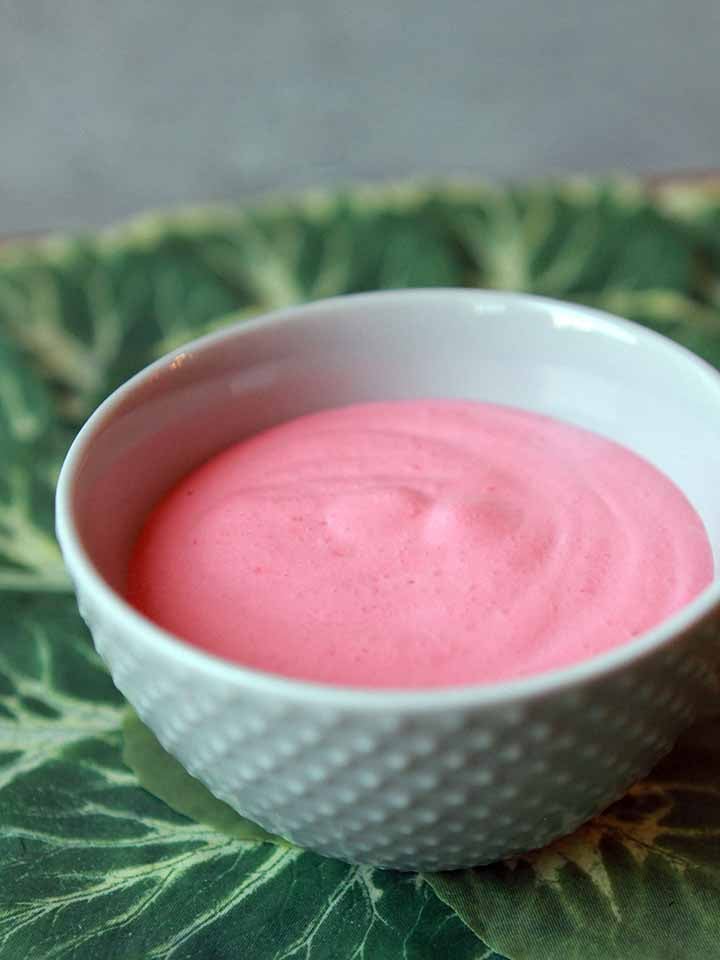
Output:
[{"xmin": 56, "ymin": 288, "xmax": 720, "ymax": 711}]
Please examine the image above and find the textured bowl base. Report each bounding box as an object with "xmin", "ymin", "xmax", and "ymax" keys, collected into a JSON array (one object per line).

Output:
[
  {"xmin": 84, "ymin": 597, "xmax": 711, "ymax": 870},
  {"xmin": 59, "ymin": 289, "xmax": 720, "ymax": 873}
]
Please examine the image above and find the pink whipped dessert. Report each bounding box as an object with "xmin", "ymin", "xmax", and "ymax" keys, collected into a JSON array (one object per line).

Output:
[{"xmin": 126, "ymin": 401, "xmax": 713, "ymax": 688}]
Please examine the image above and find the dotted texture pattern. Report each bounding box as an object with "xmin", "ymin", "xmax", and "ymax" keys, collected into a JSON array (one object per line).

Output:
[{"xmin": 81, "ymin": 591, "xmax": 720, "ymax": 871}]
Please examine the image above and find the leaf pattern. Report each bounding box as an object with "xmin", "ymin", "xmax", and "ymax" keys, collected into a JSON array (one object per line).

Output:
[
  {"xmin": 0, "ymin": 334, "xmax": 68, "ymax": 592},
  {"xmin": 427, "ymin": 718, "xmax": 720, "ymax": 960},
  {"xmin": 124, "ymin": 704, "xmax": 720, "ymax": 960},
  {"xmin": 1, "ymin": 178, "xmax": 720, "ymax": 958},
  {"xmin": 0, "ymin": 595, "xmax": 490, "ymax": 960}
]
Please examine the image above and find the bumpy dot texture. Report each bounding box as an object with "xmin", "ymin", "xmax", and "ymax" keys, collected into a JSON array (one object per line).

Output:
[{"xmin": 81, "ymin": 591, "xmax": 720, "ymax": 871}]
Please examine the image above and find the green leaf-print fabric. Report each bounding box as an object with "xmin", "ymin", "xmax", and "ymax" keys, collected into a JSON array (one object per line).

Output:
[
  {"xmin": 2, "ymin": 178, "xmax": 720, "ymax": 959},
  {"xmin": 427, "ymin": 718, "xmax": 720, "ymax": 960},
  {"xmin": 0, "ymin": 334, "xmax": 68, "ymax": 592},
  {"xmin": 0, "ymin": 595, "xmax": 491, "ymax": 960},
  {"xmin": 123, "ymin": 707, "xmax": 720, "ymax": 960}
]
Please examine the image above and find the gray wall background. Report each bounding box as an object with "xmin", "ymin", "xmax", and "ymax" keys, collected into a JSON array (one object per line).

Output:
[{"xmin": 2, "ymin": 0, "xmax": 718, "ymax": 233}]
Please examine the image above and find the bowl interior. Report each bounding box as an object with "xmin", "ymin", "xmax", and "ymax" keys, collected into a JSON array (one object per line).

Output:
[{"xmin": 66, "ymin": 290, "xmax": 720, "ymax": 598}]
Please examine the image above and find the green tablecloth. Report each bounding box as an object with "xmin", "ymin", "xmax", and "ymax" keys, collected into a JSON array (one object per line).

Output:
[{"xmin": 2, "ymin": 178, "xmax": 720, "ymax": 960}]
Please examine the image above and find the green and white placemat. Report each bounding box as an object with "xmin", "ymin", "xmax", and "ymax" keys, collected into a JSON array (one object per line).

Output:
[{"xmin": 2, "ymin": 179, "xmax": 720, "ymax": 959}]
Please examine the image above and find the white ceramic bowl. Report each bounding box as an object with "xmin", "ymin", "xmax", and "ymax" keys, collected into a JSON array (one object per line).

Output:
[{"xmin": 56, "ymin": 289, "xmax": 720, "ymax": 871}]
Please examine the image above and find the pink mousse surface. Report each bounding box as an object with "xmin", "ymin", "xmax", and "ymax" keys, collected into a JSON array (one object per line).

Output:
[{"xmin": 126, "ymin": 401, "xmax": 713, "ymax": 688}]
